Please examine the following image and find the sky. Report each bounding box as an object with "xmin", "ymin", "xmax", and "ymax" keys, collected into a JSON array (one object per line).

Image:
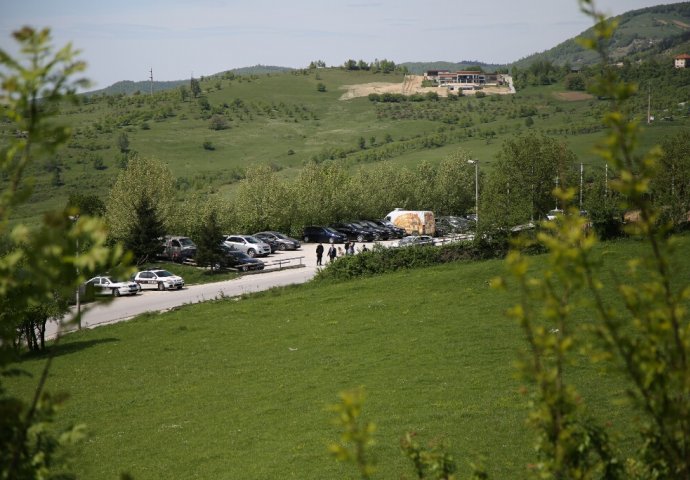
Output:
[{"xmin": 1, "ymin": 0, "xmax": 686, "ymax": 89}]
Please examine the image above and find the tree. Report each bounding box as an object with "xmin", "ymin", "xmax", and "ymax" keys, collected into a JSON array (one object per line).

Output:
[
  {"xmin": 105, "ymin": 155, "xmax": 176, "ymax": 243},
  {"xmin": 179, "ymin": 84, "xmax": 189, "ymax": 102},
  {"xmin": 194, "ymin": 209, "xmax": 225, "ymax": 271},
  {"xmin": 1, "ymin": 27, "xmax": 130, "ymax": 478},
  {"xmin": 233, "ymin": 165, "xmax": 292, "ymax": 233},
  {"xmin": 432, "ymin": 150, "xmax": 475, "ymax": 215},
  {"xmin": 209, "ymin": 114, "xmax": 228, "ymax": 130},
  {"xmin": 651, "ymin": 130, "xmax": 690, "ymax": 226},
  {"xmin": 564, "ymin": 72, "xmax": 586, "ymax": 90},
  {"xmin": 117, "ymin": 131, "xmax": 130, "ymax": 153},
  {"xmin": 190, "ymin": 77, "xmax": 201, "ymax": 98},
  {"xmin": 496, "ymin": 2, "xmax": 690, "ymax": 477},
  {"xmin": 483, "ymin": 133, "xmax": 576, "ymax": 228},
  {"xmin": 124, "ymin": 196, "xmax": 165, "ymax": 265},
  {"xmin": 67, "ymin": 192, "xmax": 106, "ymax": 217}
]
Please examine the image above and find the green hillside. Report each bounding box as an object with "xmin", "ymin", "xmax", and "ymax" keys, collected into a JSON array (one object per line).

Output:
[
  {"xmin": 87, "ymin": 65, "xmax": 295, "ymax": 96},
  {"xmin": 513, "ymin": 2, "xmax": 690, "ymax": 68},
  {"xmin": 3, "ymin": 67, "xmax": 688, "ymax": 226}
]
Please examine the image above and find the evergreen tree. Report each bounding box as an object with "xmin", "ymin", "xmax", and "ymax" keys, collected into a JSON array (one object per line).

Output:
[
  {"xmin": 195, "ymin": 210, "xmax": 225, "ymax": 271},
  {"xmin": 124, "ymin": 196, "xmax": 165, "ymax": 265}
]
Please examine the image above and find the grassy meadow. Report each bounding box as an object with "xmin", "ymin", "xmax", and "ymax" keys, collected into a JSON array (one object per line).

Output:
[
  {"xmin": 11, "ymin": 234, "xmax": 690, "ymax": 479},
  {"xmin": 4, "ymin": 67, "xmax": 688, "ymax": 225}
]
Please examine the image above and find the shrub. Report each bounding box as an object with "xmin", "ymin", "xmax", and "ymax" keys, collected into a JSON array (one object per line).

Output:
[
  {"xmin": 202, "ymin": 140, "xmax": 215, "ymax": 151},
  {"xmin": 315, "ymin": 237, "xmax": 511, "ymax": 281}
]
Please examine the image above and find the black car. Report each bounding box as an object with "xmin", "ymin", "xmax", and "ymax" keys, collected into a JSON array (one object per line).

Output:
[
  {"xmin": 330, "ymin": 222, "xmax": 375, "ymax": 242},
  {"xmin": 354, "ymin": 220, "xmax": 390, "ymax": 240},
  {"xmin": 220, "ymin": 245, "xmax": 265, "ymax": 271},
  {"xmin": 371, "ymin": 219, "xmax": 406, "ymax": 238},
  {"xmin": 254, "ymin": 231, "xmax": 301, "ymax": 251},
  {"xmin": 302, "ymin": 226, "xmax": 347, "ymax": 244}
]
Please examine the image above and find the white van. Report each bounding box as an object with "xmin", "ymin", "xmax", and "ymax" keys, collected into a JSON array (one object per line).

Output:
[{"xmin": 385, "ymin": 209, "xmax": 435, "ymax": 235}]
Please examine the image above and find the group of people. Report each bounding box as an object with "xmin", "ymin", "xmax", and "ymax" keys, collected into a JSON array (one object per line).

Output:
[{"xmin": 315, "ymin": 240, "xmax": 368, "ymax": 266}]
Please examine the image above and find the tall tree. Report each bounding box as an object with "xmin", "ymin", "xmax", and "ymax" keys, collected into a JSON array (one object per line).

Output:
[
  {"xmin": 652, "ymin": 130, "xmax": 690, "ymax": 225},
  {"xmin": 194, "ymin": 209, "xmax": 225, "ymax": 271},
  {"xmin": 483, "ymin": 133, "xmax": 576, "ymax": 228},
  {"xmin": 190, "ymin": 77, "xmax": 201, "ymax": 98},
  {"xmin": 124, "ymin": 196, "xmax": 165, "ymax": 265},
  {"xmin": 105, "ymin": 155, "xmax": 176, "ymax": 242},
  {"xmin": 117, "ymin": 131, "xmax": 130, "ymax": 153}
]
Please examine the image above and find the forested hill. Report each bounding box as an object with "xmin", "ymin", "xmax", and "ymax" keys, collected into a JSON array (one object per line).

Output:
[
  {"xmin": 88, "ymin": 65, "xmax": 294, "ymax": 96},
  {"xmin": 512, "ymin": 2, "xmax": 690, "ymax": 69}
]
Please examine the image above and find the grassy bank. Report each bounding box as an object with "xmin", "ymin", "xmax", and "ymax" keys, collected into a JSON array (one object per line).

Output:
[{"xmin": 9, "ymin": 235, "xmax": 690, "ymax": 478}]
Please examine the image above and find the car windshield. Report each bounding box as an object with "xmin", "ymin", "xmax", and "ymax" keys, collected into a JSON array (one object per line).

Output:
[
  {"xmin": 154, "ymin": 270, "xmax": 173, "ymax": 277},
  {"xmin": 232, "ymin": 251, "xmax": 251, "ymax": 259},
  {"xmin": 274, "ymin": 233, "xmax": 288, "ymax": 240},
  {"xmin": 324, "ymin": 227, "xmax": 339, "ymax": 234},
  {"xmin": 179, "ymin": 238, "xmax": 195, "ymax": 247},
  {"xmin": 245, "ymin": 236, "xmax": 261, "ymax": 244}
]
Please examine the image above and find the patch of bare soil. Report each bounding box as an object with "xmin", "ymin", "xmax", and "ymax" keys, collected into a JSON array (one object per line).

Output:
[
  {"xmin": 339, "ymin": 75, "xmax": 511, "ymax": 100},
  {"xmin": 553, "ymin": 91, "xmax": 594, "ymax": 101}
]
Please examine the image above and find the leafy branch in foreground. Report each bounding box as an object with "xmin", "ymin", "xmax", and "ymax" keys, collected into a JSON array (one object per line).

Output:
[
  {"xmin": 328, "ymin": 388, "xmax": 377, "ymax": 479},
  {"xmin": 1, "ymin": 27, "xmax": 131, "ymax": 478},
  {"xmin": 494, "ymin": 0, "xmax": 690, "ymax": 478}
]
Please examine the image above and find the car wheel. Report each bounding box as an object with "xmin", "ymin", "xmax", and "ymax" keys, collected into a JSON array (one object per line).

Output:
[
  {"xmin": 303, "ymin": 236, "xmax": 310, "ymax": 243},
  {"xmin": 112, "ymin": 288, "xmax": 120, "ymax": 297},
  {"xmin": 356, "ymin": 234, "xmax": 364, "ymax": 242},
  {"xmin": 247, "ymin": 249, "xmax": 256, "ymax": 257},
  {"xmin": 278, "ymin": 243, "xmax": 286, "ymax": 250},
  {"xmin": 241, "ymin": 265, "xmax": 249, "ymax": 272},
  {"xmin": 158, "ymin": 282, "xmax": 166, "ymax": 291}
]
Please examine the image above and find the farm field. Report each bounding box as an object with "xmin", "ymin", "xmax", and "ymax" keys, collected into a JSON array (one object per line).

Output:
[{"xmin": 10, "ymin": 234, "xmax": 690, "ymax": 479}]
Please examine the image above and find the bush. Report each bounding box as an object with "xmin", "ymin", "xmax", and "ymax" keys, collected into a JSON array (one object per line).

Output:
[
  {"xmin": 315, "ymin": 237, "xmax": 511, "ymax": 281},
  {"xmin": 202, "ymin": 140, "xmax": 215, "ymax": 151}
]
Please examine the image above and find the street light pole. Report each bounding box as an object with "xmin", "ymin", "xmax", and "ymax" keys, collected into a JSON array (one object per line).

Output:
[
  {"xmin": 69, "ymin": 215, "xmax": 81, "ymax": 328},
  {"xmin": 468, "ymin": 159, "xmax": 479, "ymax": 230}
]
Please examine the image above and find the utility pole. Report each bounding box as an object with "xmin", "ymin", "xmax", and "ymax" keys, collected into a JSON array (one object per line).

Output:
[
  {"xmin": 647, "ymin": 84, "xmax": 652, "ymax": 124},
  {"xmin": 149, "ymin": 67, "xmax": 153, "ymax": 96},
  {"xmin": 580, "ymin": 162, "xmax": 584, "ymax": 210}
]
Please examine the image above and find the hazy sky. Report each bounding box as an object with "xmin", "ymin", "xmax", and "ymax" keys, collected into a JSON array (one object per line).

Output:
[{"xmin": 1, "ymin": 0, "xmax": 685, "ymax": 88}]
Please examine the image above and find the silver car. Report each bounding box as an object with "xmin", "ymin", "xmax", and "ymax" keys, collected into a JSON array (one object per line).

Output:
[
  {"xmin": 86, "ymin": 276, "xmax": 139, "ymax": 296},
  {"xmin": 222, "ymin": 235, "xmax": 271, "ymax": 257},
  {"xmin": 133, "ymin": 270, "xmax": 185, "ymax": 291}
]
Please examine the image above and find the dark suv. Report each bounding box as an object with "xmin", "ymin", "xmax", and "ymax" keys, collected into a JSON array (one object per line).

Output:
[{"xmin": 302, "ymin": 226, "xmax": 347, "ymax": 243}]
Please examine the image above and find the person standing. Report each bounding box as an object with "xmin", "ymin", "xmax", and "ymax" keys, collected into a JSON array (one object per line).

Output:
[
  {"xmin": 315, "ymin": 243, "xmax": 324, "ymax": 266},
  {"xmin": 327, "ymin": 244, "xmax": 337, "ymax": 263},
  {"xmin": 344, "ymin": 240, "xmax": 351, "ymax": 255}
]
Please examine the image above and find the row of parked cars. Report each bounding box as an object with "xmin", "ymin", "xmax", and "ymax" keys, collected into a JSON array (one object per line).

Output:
[
  {"xmin": 84, "ymin": 269, "xmax": 186, "ymax": 297},
  {"xmin": 302, "ymin": 220, "xmax": 406, "ymax": 244}
]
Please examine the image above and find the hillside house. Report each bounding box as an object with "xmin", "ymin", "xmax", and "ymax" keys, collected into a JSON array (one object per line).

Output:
[
  {"xmin": 674, "ymin": 54, "xmax": 690, "ymax": 68},
  {"xmin": 425, "ymin": 69, "xmax": 494, "ymax": 91}
]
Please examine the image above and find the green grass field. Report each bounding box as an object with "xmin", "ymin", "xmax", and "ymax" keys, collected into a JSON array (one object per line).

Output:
[{"xmin": 10, "ymin": 235, "xmax": 690, "ymax": 479}]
